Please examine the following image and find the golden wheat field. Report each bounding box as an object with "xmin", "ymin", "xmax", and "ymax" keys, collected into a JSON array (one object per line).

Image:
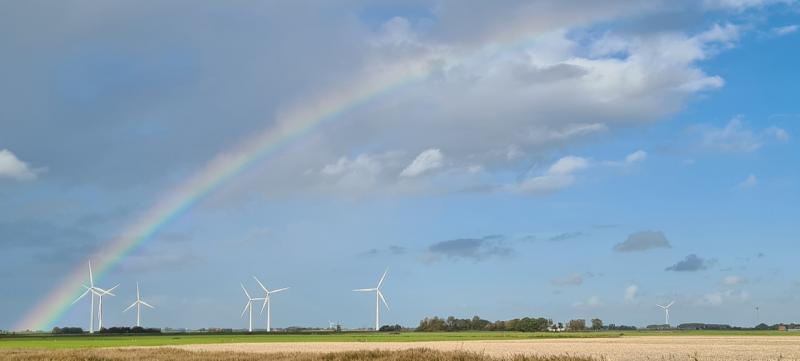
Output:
[
  {"xmin": 3, "ymin": 336, "xmax": 800, "ymax": 361},
  {"xmin": 0, "ymin": 348, "xmax": 591, "ymax": 361},
  {"xmin": 173, "ymin": 336, "xmax": 800, "ymax": 361}
]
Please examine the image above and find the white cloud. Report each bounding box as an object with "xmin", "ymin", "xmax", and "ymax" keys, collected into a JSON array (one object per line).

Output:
[
  {"xmin": 513, "ymin": 150, "xmax": 648, "ymax": 195},
  {"xmin": 400, "ymin": 148, "xmax": 444, "ymax": 177},
  {"xmin": 625, "ymin": 150, "xmax": 647, "ymax": 164},
  {"xmin": 514, "ymin": 156, "xmax": 589, "ymax": 195},
  {"xmin": 697, "ymin": 289, "xmax": 750, "ymax": 306},
  {"xmin": 624, "ymin": 284, "xmax": 639, "ymax": 303},
  {"xmin": 722, "ymin": 275, "xmax": 748, "ymax": 286},
  {"xmin": 696, "ymin": 23, "xmax": 740, "ymax": 47},
  {"xmin": 703, "ymin": 0, "xmax": 791, "ymax": 11},
  {"xmin": 773, "ymin": 24, "xmax": 799, "ymax": 36},
  {"xmin": 0, "ymin": 149, "xmax": 39, "ymax": 181},
  {"xmin": 201, "ymin": 14, "xmax": 747, "ymax": 199},
  {"xmin": 548, "ymin": 156, "xmax": 590, "ymax": 175},
  {"xmin": 695, "ymin": 118, "xmax": 789, "ymax": 152},
  {"xmin": 574, "ymin": 295, "xmax": 602, "ymax": 308},
  {"xmin": 766, "ymin": 126, "xmax": 790, "ymax": 141},
  {"xmin": 551, "ymin": 273, "xmax": 583, "ymax": 286},
  {"xmin": 699, "ymin": 292, "xmax": 724, "ymax": 306},
  {"xmin": 738, "ymin": 174, "xmax": 758, "ymax": 188},
  {"xmin": 319, "ymin": 153, "xmax": 387, "ymax": 190}
]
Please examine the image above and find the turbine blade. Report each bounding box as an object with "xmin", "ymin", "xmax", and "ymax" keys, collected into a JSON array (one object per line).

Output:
[
  {"xmin": 141, "ymin": 301, "xmax": 155, "ymax": 309},
  {"xmin": 260, "ymin": 298, "xmax": 268, "ymax": 314},
  {"xmin": 241, "ymin": 283, "xmax": 251, "ymax": 299},
  {"xmin": 124, "ymin": 302, "xmax": 137, "ymax": 312},
  {"xmin": 88, "ymin": 260, "xmax": 94, "ymax": 287},
  {"xmin": 270, "ymin": 287, "xmax": 289, "ymax": 294},
  {"xmin": 666, "ymin": 301, "xmax": 675, "ymax": 308},
  {"xmin": 253, "ymin": 276, "xmax": 268, "ymax": 293},
  {"xmin": 377, "ymin": 268, "xmax": 388, "ymax": 288},
  {"xmin": 353, "ymin": 288, "xmax": 375, "ymax": 292},
  {"xmin": 106, "ymin": 284, "xmax": 120, "ymax": 295},
  {"xmin": 136, "ymin": 282, "xmax": 140, "ymax": 300},
  {"xmin": 72, "ymin": 289, "xmax": 90, "ymax": 305},
  {"xmin": 378, "ymin": 290, "xmax": 389, "ymax": 310},
  {"xmin": 241, "ymin": 301, "xmax": 250, "ymax": 318}
]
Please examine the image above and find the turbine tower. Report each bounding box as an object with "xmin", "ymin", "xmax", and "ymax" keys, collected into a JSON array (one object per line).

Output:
[
  {"xmin": 253, "ymin": 276, "xmax": 289, "ymax": 332},
  {"xmin": 240, "ymin": 283, "xmax": 263, "ymax": 333},
  {"xmin": 124, "ymin": 282, "xmax": 155, "ymax": 327},
  {"xmin": 656, "ymin": 301, "xmax": 675, "ymax": 326},
  {"xmin": 353, "ymin": 268, "xmax": 389, "ymax": 331},
  {"xmin": 71, "ymin": 260, "xmax": 118, "ymax": 333}
]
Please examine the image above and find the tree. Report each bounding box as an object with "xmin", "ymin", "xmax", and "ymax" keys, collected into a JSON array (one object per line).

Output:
[
  {"xmin": 567, "ymin": 319, "xmax": 586, "ymax": 331},
  {"xmin": 591, "ymin": 318, "xmax": 603, "ymax": 330}
]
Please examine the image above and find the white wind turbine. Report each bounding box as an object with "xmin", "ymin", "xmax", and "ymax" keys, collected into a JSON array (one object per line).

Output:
[
  {"xmin": 71, "ymin": 260, "xmax": 118, "ymax": 333},
  {"xmin": 353, "ymin": 268, "xmax": 389, "ymax": 331},
  {"xmin": 124, "ymin": 282, "xmax": 155, "ymax": 327},
  {"xmin": 657, "ymin": 301, "xmax": 675, "ymax": 326},
  {"xmin": 252, "ymin": 276, "xmax": 289, "ymax": 332},
  {"xmin": 240, "ymin": 283, "xmax": 264, "ymax": 333}
]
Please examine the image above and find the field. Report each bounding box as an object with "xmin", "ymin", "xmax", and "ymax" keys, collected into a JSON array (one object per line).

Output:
[
  {"xmin": 0, "ymin": 331, "xmax": 622, "ymax": 349},
  {"xmin": 2, "ymin": 331, "xmax": 800, "ymax": 361},
  {"xmin": 0, "ymin": 348, "xmax": 593, "ymax": 361},
  {"xmin": 0, "ymin": 330, "xmax": 795, "ymax": 349}
]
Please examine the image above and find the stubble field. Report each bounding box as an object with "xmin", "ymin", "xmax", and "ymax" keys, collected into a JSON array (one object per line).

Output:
[
  {"xmin": 2, "ymin": 332, "xmax": 799, "ymax": 361},
  {"xmin": 174, "ymin": 336, "xmax": 800, "ymax": 361}
]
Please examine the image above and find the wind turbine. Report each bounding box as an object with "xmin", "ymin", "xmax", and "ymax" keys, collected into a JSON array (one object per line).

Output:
[
  {"xmin": 252, "ymin": 276, "xmax": 289, "ymax": 332},
  {"xmin": 71, "ymin": 260, "xmax": 118, "ymax": 333},
  {"xmin": 124, "ymin": 282, "xmax": 155, "ymax": 327},
  {"xmin": 353, "ymin": 268, "xmax": 389, "ymax": 331},
  {"xmin": 240, "ymin": 283, "xmax": 263, "ymax": 333},
  {"xmin": 656, "ymin": 301, "xmax": 675, "ymax": 326},
  {"xmin": 94, "ymin": 283, "xmax": 119, "ymax": 331}
]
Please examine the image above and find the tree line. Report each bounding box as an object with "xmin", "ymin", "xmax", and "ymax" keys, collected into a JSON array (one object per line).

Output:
[
  {"xmin": 52, "ymin": 326, "xmax": 161, "ymax": 334},
  {"xmin": 415, "ymin": 315, "xmax": 552, "ymax": 332}
]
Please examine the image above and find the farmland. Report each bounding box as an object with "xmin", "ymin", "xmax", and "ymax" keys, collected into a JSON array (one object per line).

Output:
[
  {"xmin": 0, "ymin": 330, "xmax": 796, "ymax": 347},
  {"xmin": 0, "ymin": 348, "xmax": 594, "ymax": 361},
  {"xmin": 1, "ymin": 333, "xmax": 800, "ymax": 361},
  {"xmin": 0, "ymin": 331, "xmax": 621, "ymax": 349}
]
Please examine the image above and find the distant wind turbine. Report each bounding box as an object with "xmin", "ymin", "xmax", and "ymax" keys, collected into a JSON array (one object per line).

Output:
[
  {"xmin": 124, "ymin": 282, "xmax": 155, "ymax": 327},
  {"xmin": 253, "ymin": 276, "xmax": 289, "ymax": 332},
  {"xmin": 71, "ymin": 260, "xmax": 118, "ymax": 333},
  {"xmin": 656, "ymin": 301, "xmax": 675, "ymax": 326},
  {"xmin": 240, "ymin": 283, "xmax": 263, "ymax": 333},
  {"xmin": 353, "ymin": 268, "xmax": 389, "ymax": 331}
]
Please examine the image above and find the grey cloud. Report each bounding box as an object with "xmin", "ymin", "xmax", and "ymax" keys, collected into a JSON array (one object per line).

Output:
[
  {"xmin": 549, "ymin": 231, "xmax": 583, "ymax": 242},
  {"xmin": 115, "ymin": 246, "xmax": 204, "ymax": 273},
  {"xmin": 0, "ymin": 220, "xmax": 97, "ymax": 249},
  {"xmin": 388, "ymin": 245, "xmax": 407, "ymax": 255},
  {"xmin": 0, "ymin": 1, "xmax": 745, "ymax": 202},
  {"xmin": 359, "ymin": 245, "xmax": 408, "ymax": 257},
  {"xmin": 513, "ymin": 63, "xmax": 588, "ymax": 85},
  {"xmin": 614, "ymin": 231, "xmax": 671, "ymax": 252},
  {"xmin": 666, "ymin": 254, "xmax": 714, "ymax": 272},
  {"xmin": 551, "ymin": 273, "xmax": 583, "ymax": 286},
  {"xmin": 0, "ymin": 1, "xmax": 371, "ymax": 188},
  {"xmin": 0, "ymin": 220, "xmax": 102, "ymax": 269},
  {"xmin": 593, "ymin": 224, "xmax": 620, "ymax": 229},
  {"xmin": 427, "ymin": 235, "xmax": 512, "ymax": 262}
]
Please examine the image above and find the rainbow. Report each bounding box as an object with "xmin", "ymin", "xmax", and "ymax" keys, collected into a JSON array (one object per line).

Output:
[{"xmin": 16, "ymin": 30, "xmax": 545, "ymax": 331}]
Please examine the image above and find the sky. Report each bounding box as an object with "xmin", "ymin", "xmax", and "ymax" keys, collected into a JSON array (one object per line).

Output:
[{"xmin": 0, "ymin": 0, "xmax": 798, "ymax": 331}]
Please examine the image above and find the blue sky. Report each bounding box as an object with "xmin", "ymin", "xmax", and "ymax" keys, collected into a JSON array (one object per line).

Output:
[{"xmin": 1, "ymin": 1, "xmax": 798, "ymax": 331}]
